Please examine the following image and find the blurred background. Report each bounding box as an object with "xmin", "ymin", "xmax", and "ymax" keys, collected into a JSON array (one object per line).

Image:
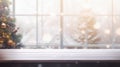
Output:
[
  {"xmin": 0, "ymin": 0, "xmax": 120, "ymax": 67},
  {"xmin": 9, "ymin": 0, "xmax": 120, "ymax": 49}
]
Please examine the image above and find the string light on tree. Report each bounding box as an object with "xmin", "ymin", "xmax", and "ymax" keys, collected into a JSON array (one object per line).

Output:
[
  {"xmin": 94, "ymin": 23, "xmax": 100, "ymax": 29},
  {"xmin": 81, "ymin": 30, "xmax": 85, "ymax": 34},
  {"xmin": 71, "ymin": 8, "xmax": 100, "ymax": 44}
]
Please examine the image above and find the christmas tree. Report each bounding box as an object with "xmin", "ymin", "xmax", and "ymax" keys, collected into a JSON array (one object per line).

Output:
[
  {"xmin": 0, "ymin": 0, "xmax": 22, "ymax": 48},
  {"xmin": 72, "ymin": 9, "xmax": 100, "ymax": 44}
]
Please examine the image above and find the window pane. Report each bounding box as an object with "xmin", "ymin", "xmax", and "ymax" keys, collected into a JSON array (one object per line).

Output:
[
  {"xmin": 63, "ymin": 16, "xmax": 81, "ymax": 48},
  {"xmin": 64, "ymin": 0, "xmax": 112, "ymax": 15},
  {"xmin": 15, "ymin": 0, "xmax": 36, "ymax": 14},
  {"xmin": 114, "ymin": 0, "xmax": 120, "ymax": 15},
  {"xmin": 16, "ymin": 16, "xmax": 37, "ymax": 48},
  {"xmin": 38, "ymin": 16, "xmax": 60, "ymax": 49},
  {"xmin": 114, "ymin": 16, "xmax": 120, "ymax": 48},
  {"xmin": 38, "ymin": 0, "xmax": 60, "ymax": 14},
  {"xmin": 9, "ymin": 0, "xmax": 13, "ymax": 15}
]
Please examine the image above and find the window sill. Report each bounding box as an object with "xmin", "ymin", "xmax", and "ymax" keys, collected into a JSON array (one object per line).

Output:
[{"xmin": 0, "ymin": 49, "xmax": 120, "ymax": 62}]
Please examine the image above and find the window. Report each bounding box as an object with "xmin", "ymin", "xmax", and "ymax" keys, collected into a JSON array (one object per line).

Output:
[{"xmin": 10, "ymin": 0, "xmax": 120, "ymax": 49}]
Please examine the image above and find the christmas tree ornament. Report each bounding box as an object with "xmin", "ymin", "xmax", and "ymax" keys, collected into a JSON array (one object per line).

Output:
[
  {"xmin": 7, "ymin": 39, "xmax": 14, "ymax": 46},
  {"xmin": 1, "ymin": 16, "xmax": 7, "ymax": 22},
  {"xmin": 2, "ymin": 32, "xmax": 9, "ymax": 38},
  {"xmin": 0, "ymin": 38, "xmax": 4, "ymax": 44},
  {"xmin": 1, "ymin": 22, "xmax": 7, "ymax": 28},
  {"xmin": 6, "ymin": 34, "xmax": 10, "ymax": 39},
  {"xmin": 2, "ymin": 32, "xmax": 5, "ymax": 38},
  {"xmin": 0, "ymin": 0, "xmax": 22, "ymax": 49}
]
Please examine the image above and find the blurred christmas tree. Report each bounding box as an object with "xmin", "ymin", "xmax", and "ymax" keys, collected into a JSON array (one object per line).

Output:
[
  {"xmin": 72, "ymin": 9, "xmax": 100, "ymax": 44},
  {"xmin": 0, "ymin": 0, "xmax": 22, "ymax": 49}
]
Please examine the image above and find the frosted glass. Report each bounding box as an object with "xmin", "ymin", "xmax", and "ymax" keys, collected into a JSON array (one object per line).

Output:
[
  {"xmin": 114, "ymin": 16, "xmax": 120, "ymax": 44},
  {"xmin": 15, "ymin": 0, "xmax": 36, "ymax": 14},
  {"xmin": 64, "ymin": 0, "xmax": 112, "ymax": 15},
  {"xmin": 114, "ymin": 0, "xmax": 120, "ymax": 15},
  {"xmin": 15, "ymin": 16, "xmax": 37, "ymax": 46},
  {"xmin": 38, "ymin": 16, "xmax": 60, "ymax": 48},
  {"xmin": 38, "ymin": 0, "xmax": 60, "ymax": 14}
]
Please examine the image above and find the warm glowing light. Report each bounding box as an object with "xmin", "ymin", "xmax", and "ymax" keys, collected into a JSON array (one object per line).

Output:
[
  {"xmin": 106, "ymin": 45, "xmax": 110, "ymax": 48},
  {"xmin": 43, "ymin": 33, "xmax": 52, "ymax": 43},
  {"xmin": 116, "ymin": 28, "xmax": 120, "ymax": 35},
  {"xmin": 94, "ymin": 23, "xmax": 100, "ymax": 29},
  {"xmin": 81, "ymin": 30, "xmax": 85, "ymax": 34},
  {"xmin": 104, "ymin": 29, "xmax": 110, "ymax": 34}
]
